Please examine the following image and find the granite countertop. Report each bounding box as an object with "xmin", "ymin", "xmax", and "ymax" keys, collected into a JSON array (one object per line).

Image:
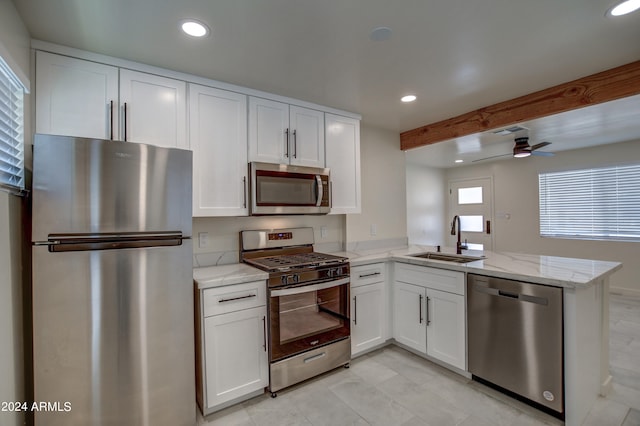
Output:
[
  {"xmin": 336, "ymin": 245, "xmax": 622, "ymax": 289},
  {"xmin": 193, "ymin": 263, "xmax": 268, "ymax": 290}
]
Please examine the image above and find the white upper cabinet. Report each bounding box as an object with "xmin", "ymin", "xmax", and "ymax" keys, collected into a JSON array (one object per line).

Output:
[
  {"xmin": 119, "ymin": 69, "xmax": 187, "ymax": 149},
  {"xmin": 248, "ymin": 97, "xmax": 325, "ymax": 168},
  {"xmin": 325, "ymin": 113, "xmax": 361, "ymax": 214},
  {"xmin": 35, "ymin": 51, "xmax": 119, "ymax": 140},
  {"xmin": 189, "ymin": 84, "xmax": 248, "ymax": 217},
  {"xmin": 288, "ymin": 106, "xmax": 325, "ymax": 167}
]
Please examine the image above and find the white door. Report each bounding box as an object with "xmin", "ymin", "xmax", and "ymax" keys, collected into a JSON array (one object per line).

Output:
[
  {"xmin": 449, "ymin": 177, "xmax": 494, "ymax": 251},
  {"xmin": 426, "ymin": 288, "xmax": 466, "ymax": 370},
  {"xmin": 204, "ymin": 306, "xmax": 268, "ymax": 409},
  {"xmin": 248, "ymin": 97, "xmax": 289, "ymax": 164},
  {"xmin": 289, "ymin": 106, "xmax": 325, "ymax": 167},
  {"xmin": 119, "ymin": 69, "xmax": 187, "ymax": 149},
  {"xmin": 189, "ymin": 84, "xmax": 248, "ymax": 216},
  {"xmin": 35, "ymin": 51, "xmax": 119, "ymax": 140},
  {"xmin": 393, "ymin": 282, "xmax": 426, "ymax": 353},
  {"xmin": 351, "ymin": 282, "xmax": 386, "ymax": 356},
  {"xmin": 326, "ymin": 113, "xmax": 361, "ymax": 214}
]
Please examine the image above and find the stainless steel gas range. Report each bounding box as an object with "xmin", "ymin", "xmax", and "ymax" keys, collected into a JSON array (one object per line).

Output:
[{"xmin": 240, "ymin": 227, "xmax": 351, "ymax": 397}]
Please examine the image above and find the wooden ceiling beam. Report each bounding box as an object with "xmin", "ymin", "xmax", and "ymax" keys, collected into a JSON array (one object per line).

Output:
[{"xmin": 400, "ymin": 60, "xmax": 640, "ymax": 151}]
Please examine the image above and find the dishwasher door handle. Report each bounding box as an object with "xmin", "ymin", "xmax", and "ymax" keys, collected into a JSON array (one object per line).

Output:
[{"xmin": 472, "ymin": 283, "xmax": 548, "ymax": 306}]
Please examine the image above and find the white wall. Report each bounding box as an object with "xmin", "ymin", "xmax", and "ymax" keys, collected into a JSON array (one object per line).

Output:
[
  {"xmin": 346, "ymin": 124, "xmax": 407, "ymax": 245},
  {"xmin": 405, "ymin": 163, "xmax": 446, "ymax": 245},
  {"xmin": 445, "ymin": 139, "xmax": 640, "ymax": 296},
  {"xmin": 0, "ymin": 1, "xmax": 31, "ymax": 425}
]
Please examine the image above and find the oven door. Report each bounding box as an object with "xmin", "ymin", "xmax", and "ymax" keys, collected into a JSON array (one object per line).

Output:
[
  {"xmin": 250, "ymin": 162, "xmax": 330, "ymax": 215},
  {"xmin": 269, "ymin": 278, "xmax": 350, "ymax": 362}
]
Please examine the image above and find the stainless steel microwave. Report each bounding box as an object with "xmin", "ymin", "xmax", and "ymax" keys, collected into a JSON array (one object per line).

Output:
[{"xmin": 249, "ymin": 162, "xmax": 331, "ymax": 215}]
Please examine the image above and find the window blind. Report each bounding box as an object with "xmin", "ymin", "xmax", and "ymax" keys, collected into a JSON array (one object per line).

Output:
[
  {"xmin": 0, "ymin": 54, "xmax": 25, "ymax": 191},
  {"xmin": 539, "ymin": 164, "xmax": 640, "ymax": 242}
]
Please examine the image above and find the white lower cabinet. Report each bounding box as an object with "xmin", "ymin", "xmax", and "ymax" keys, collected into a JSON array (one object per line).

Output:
[
  {"xmin": 196, "ymin": 281, "xmax": 268, "ymax": 414},
  {"xmin": 350, "ymin": 263, "xmax": 387, "ymax": 357},
  {"xmin": 393, "ymin": 263, "xmax": 466, "ymax": 371},
  {"xmin": 425, "ymin": 288, "xmax": 466, "ymax": 370}
]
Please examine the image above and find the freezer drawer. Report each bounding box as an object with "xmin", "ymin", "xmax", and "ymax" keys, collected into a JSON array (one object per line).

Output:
[
  {"xmin": 32, "ymin": 241, "xmax": 195, "ymax": 426},
  {"xmin": 467, "ymin": 274, "xmax": 564, "ymax": 415}
]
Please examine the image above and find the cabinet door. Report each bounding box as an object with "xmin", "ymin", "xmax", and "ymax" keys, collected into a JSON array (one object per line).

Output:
[
  {"xmin": 119, "ymin": 69, "xmax": 187, "ymax": 149},
  {"xmin": 393, "ymin": 282, "xmax": 427, "ymax": 353},
  {"xmin": 189, "ymin": 84, "xmax": 248, "ymax": 216},
  {"xmin": 204, "ymin": 306, "xmax": 268, "ymax": 409},
  {"xmin": 426, "ymin": 289, "xmax": 466, "ymax": 370},
  {"xmin": 248, "ymin": 97, "xmax": 289, "ymax": 164},
  {"xmin": 351, "ymin": 282, "xmax": 386, "ymax": 357},
  {"xmin": 289, "ymin": 106, "xmax": 324, "ymax": 167},
  {"xmin": 325, "ymin": 113, "xmax": 361, "ymax": 214},
  {"xmin": 35, "ymin": 51, "xmax": 119, "ymax": 140}
]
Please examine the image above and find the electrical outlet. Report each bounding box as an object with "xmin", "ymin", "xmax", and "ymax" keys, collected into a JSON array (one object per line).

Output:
[
  {"xmin": 370, "ymin": 224, "xmax": 377, "ymax": 236},
  {"xmin": 198, "ymin": 232, "xmax": 209, "ymax": 248},
  {"xmin": 320, "ymin": 226, "xmax": 328, "ymax": 238}
]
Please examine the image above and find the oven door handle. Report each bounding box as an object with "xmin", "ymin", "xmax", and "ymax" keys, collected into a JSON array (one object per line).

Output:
[{"xmin": 270, "ymin": 277, "xmax": 349, "ymax": 297}]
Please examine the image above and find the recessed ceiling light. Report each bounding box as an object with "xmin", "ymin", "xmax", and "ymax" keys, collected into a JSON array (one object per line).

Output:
[
  {"xmin": 401, "ymin": 95, "xmax": 417, "ymax": 103},
  {"xmin": 370, "ymin": 27, "xmax": 392, "ymax": 41},
  {"xmin": 607, "ymin": 0, "xmax": 640, "ymax": 16},
  {"xmin": 455, "ymin": 159, "xmax": 464, "ymax": 163},
  {"xmin": 180, "ymin": 20, "xmax": 210, "ymax": 37}
]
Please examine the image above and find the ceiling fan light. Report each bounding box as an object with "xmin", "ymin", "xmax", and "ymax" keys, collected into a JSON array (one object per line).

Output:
[
  {"xmin": 514, "ymin": 151, "xmax": 531, "ymax": 158},
  {"xmin": 608, "ymin": 0, "xmax": 640, "ymax": 16}
]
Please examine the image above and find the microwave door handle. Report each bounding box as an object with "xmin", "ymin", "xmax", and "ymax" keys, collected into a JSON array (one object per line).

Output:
[{"xmin": 315, "ymin": 175, "xmax": 323, "ymax": 207}]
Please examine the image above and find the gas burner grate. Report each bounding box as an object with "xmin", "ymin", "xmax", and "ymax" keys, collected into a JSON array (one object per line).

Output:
[{"xmin": 246, "ymin": 252, "xmax": 347, "ymax": 271}]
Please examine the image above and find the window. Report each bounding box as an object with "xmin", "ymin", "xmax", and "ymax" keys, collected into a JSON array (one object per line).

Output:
[
  {"xmin": 539, "ymin": 164, "xmax": 640, "ymax": 242},
  {"xmin": 0, "ymin": 53, "xmax": 26, "ymax": 192}
]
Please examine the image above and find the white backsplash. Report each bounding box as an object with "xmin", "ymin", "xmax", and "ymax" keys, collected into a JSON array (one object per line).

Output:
[{"xmin": 192, "ymin": 215, "xmax": 346, "ymax": 267}]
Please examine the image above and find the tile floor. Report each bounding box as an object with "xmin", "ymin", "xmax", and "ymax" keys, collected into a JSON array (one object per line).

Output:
[{"xmin": 199, "ymin": 294, "xmax": 640, "ymax": 426}]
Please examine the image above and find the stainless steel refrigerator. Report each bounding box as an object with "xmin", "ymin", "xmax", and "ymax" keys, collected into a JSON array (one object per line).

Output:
[{"xmin": 31, "ymin": 134, "xmax": 195, "ymax": 425}]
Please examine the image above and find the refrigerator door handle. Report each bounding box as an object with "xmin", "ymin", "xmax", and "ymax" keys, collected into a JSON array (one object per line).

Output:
[{"xmin": 45, "ymin": 232, "xmax": 184, "ymax": 252}]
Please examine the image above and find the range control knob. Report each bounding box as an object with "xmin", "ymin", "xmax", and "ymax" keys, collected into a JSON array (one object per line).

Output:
[{"xmin": 292, "ymin": 274, "xmax": 299, "ymax": 283}]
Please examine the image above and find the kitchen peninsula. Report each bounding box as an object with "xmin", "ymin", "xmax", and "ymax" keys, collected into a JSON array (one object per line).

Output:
[{"xmin": 341, "ymin": 245, "xmax": 622, "ymax": 426}]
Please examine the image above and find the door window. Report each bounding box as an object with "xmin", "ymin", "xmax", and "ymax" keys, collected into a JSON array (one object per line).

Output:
[{"xmin": 449, "ymin": 178, "xmax": 494, "ymax": 251}]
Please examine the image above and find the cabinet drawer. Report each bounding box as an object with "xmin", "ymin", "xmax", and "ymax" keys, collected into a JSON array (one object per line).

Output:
[
  {"xmin": 395, "ymin": 263, "xmax": 464, "ymax": 295},
  {"xmin": 203, "ymin": 281, "xmax": 266, "ymax": 317},
  {"xmin": 351, "ymin": 263, "xmax": 385, "ymax": 287}
]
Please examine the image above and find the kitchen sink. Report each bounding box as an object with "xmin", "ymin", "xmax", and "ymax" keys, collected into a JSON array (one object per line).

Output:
[{"xmin": 409, "ymin": 252, "xmax": 484, "ymax": 263}]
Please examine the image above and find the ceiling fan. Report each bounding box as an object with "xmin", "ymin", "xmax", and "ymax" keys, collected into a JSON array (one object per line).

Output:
[{"xmin": 472, "ymin": 136, "xmax": 554, "ymax": 162}]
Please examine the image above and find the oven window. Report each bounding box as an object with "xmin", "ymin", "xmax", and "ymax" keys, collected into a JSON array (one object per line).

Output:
[
  {"xmin": 270, "ymin": 284, "xmax": 349, "ymax": 361},
  {"xmin": 279, "ymin": 288, "xmax": 343, "ymax": 343}
]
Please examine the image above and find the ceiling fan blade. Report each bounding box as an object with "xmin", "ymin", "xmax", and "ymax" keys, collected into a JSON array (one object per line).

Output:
[
  {"xmin": 530, "ymin": 141, "xmax": 551, "ymax": 151},
  {"xmin": 531, "ymin": 150, "xmax": 554, "ymax": 157},
  {"xmin": 471, "ymin": 153, "xmax": 511, "ymax": 162}
]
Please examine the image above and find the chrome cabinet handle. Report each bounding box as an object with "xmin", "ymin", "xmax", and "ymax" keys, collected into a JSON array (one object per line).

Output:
[
  {"xmin": 285, "ymin": 128, "xmax": 289, "ymax": 158},
  {"xmin": 123, "ymin": 102, "xmax": 128, "ymax": 142},
  {"xmin": 353, "ymin": 295, "xmax": 357, "ymax": 325},
  {"xmin": 109, "ymin": 100, "xmax": 114, "ymax": 140},
  {"xmin": 242, "ymin": 176, "xmax": 247, "ymax": 209},
  {"xmin": 426, "ymin": 296, "xmax": 431, "ymax": 325},
  {"xmin": 262, "ymin": 316, "xmax": 267, "ymax": 351},
  {"xmin": 358, "ymin": 272, "xmax": 381, "ymax": 278},
  {"xmin": 293, "ymin": 129, "xmax": 297, "ymax": 158},
  {"xmin": 419, "ymin": 294, "xmax": 423, "ymax": 324},
  {"xmin": 218, "ymin": 294, "xmax": 256, "ymax": 303}
]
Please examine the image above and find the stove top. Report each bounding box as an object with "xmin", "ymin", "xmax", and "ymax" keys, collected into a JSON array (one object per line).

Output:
[{"xmin": 244, "ymin": 252, "xmax": 348, "ymax": 272}]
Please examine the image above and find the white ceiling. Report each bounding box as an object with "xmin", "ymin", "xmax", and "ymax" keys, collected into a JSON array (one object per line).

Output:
[{"xmin": 12, "ymin": 0, "xmax": 640, "ymax": 166}]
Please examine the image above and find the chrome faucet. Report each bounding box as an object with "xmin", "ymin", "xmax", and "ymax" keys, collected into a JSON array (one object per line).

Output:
[{"xmin": 450, "ymin": 215, "xmax": 468, "ymax": 254}]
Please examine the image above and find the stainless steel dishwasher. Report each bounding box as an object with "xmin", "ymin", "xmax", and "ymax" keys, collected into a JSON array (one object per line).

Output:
[{"xmin": 467, "ymin": 274, "xmax": 564, "ymax": 416}]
